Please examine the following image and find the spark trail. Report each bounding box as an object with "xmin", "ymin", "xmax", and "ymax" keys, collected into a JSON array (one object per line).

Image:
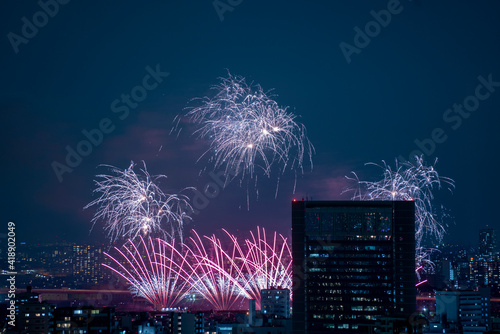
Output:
[
  {"xmin": 236, "ymin": 227, "xmax": 292, "ymax": 303},
  {"xmin": 174, "ymin": 73, "xmax": 314, "ymax": 203},
  {"xmin": 103, "ymin": 228, "xmax": 292, "ymax": 310},
  {"xmin": 182, "ymin": 227, "xmax": 292, "ymax": 309},
  {"xmin": 103, "ymin": 237, "xmax": 193, "ymax": 310},
  {"xmin": 85, "ymin": 161, "xmax": 193, "ymax": 243},
  {"xmin": 183, "ymin": 230, "xmax": 250, "ymax": 310},
  {"xmin": 345, "ymin": 156, "xmax": 454, "ymax": 279}
]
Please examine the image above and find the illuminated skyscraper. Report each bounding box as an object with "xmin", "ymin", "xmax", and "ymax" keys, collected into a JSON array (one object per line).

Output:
[
  {"xmin": 72, "ymin": 244, "xmax": 111, "ymax": 286},
  {"xmin": 479, "ymin": 228, "xmax": 497, "ymax": 260},
  {"xmin": 292, "ymin": 201, "xmax": 416, "ymax": 333}
]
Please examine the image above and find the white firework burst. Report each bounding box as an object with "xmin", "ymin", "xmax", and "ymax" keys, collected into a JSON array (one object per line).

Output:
[
  {"xmin": 346, "ymin": 156, "xmax": 454, "ymax": 275},
  {"xmin": 85, "ymin": 161, "xmax": 193, "ymax": 243},
  {"xmin": 174, "ymin": 72, "xmax": 314, "ymax": 201}
]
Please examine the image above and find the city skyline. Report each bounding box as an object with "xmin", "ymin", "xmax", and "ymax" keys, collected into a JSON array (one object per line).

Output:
[
  {"xmin": 1, "ymin": 2, "xmax": 500, "ymax": 250},
  {"xmin": 1, "ymin": 217, "xmax": 499, "ymax": 331}
]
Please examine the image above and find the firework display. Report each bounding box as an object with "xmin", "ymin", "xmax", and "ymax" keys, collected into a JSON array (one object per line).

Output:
[
  {"xmin": 85, "ymin": 161, "xmax": 193, "ymax": 243},
  {"xmin": 84, "ymin": 71, "xmax": 457, "ymax": 310},
  {"xmin": 174, "ymin": 73, "xmax": 314, "ymax": 196},
  {"xmin": 345, "ymin": 156, "xmax": 454, "ymax": 275},
  {"xmin": 237, "ymin": 228, "xmax": 292, "ymax": 302},
  {"xmin": 103, "ymin": 236, "xmax": 192, "ymax": 310},
  {"xmin": 103, "ymin": 228, "xmax": 292, "ymax": 310},
  {"xmin": 183, "ymin": 230, "xmax": 250, "ymax": 310}
]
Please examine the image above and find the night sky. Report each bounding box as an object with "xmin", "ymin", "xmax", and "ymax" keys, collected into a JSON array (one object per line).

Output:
[{"xmin": 1, "ymin": 1, "xmax": 499, "ymax": 246}]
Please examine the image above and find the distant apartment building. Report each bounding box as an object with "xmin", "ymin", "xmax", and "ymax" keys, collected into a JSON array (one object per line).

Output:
[
  {"xmin": 261, "ymin": 288, "xmax": 290, "ymax": 319},
  {"xmin": 8, "ymin": 242, "xmax": 112, "ymax": 289},
  {"xmin": 479, "ymin": 228, "xmax": 497, "ymax": 260}
]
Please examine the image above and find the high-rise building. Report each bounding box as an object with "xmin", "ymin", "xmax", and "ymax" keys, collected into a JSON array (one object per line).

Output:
[
  {"xmin": 470, "ymin": 260, "xmax": 500, "ymax": 288},
  {"xmin": 13, "ymin": 242, "xmax": 112, "ymax": 289},
  {"xmin": 292, "ymin": 200, "xmax": 416, "ymax": 333},
  {"xmin": 72, "ymin": 244, "xmax": 109, "ymax": 286},
  {"xmin": 249, "ymin": 299, "xmax": 256, "ymax": 326},
  {"xmin": 195, "ymin": 311, "xmax": 205, "ymax": 334},
  {"xmin": 479, "ymin": 228, "xmax": 497, "ymax": 260},
  {"xmin": 436, "ymin": 288, "xmax": 490, "ymax": 332},
  {"xmin": 261, "ymin": 288, "xmax": 291, "ymax": 318}
]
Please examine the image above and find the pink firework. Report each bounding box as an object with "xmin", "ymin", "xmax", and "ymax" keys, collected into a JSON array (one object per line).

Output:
[
  {"xmin": 183, "ymin": 227, "xmax": 292, "ymax": 309},
  {"xmin": 183, "ymin": 230, "xmax": 250, "ymax": 310},
  {"xmin": 104, "ymin": 228, "xmax": 293, "ymax": 310},
  {"xmin": 103, "ymin": 236, "xmax": 194, "ymax": 310},
  {"xmin": 227, "ymin": 227, "xmax": 292, "ymax": 304}
]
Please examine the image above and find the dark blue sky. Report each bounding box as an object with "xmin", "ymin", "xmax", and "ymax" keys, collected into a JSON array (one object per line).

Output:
[{"xmin": 1, "ymin": 1, "xmax": 499, "ymax": 246}]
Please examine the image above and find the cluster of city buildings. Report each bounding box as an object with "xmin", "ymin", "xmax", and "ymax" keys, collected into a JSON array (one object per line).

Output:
[
  {"xmin": 0, "ymin": 286, "xmax": 292, "ymax": 333},
  {"xmin": 1, "ymin": 201, "xmax": 499, "ymax": 333},
  {"xmin": 0, "ymin": 242, "xmax": 113, "ymax": 290},
  {"xmin": 432, "ymin": 228, "xmax": 499, "ymax": 294}
]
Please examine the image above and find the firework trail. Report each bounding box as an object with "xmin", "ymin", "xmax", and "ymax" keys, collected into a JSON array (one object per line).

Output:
[
  {"xmin": 183, "ymin": 228, "xmax": 292, "ymax": 309},
  {"xmin": 183, "ymin": 230, "xmax": 250, "ymax": 310},
  {"xmin": 345, "ymin": 156, "xmax": 454, "ymax": 275},
  {"xmin": 235, "ymin": 227, "xmax": 292, "ymax": 303},
  {"xmin": 105, "ymin": 231, "xmax": 247, "ymax": 311},
  {"xmin": 173, "ymin": 73, "xmax": 314, "ymax": 202},
  {"xmin": 103, "ymin": 237, "xmax": 193, "ymax": 310},
  {"xmin": 85, "ymin": 161, "xmax": 193, "ymax": 243},
  {"xmin": 104, "ymin": 228, "xmax": 292, "ymax": 310}
]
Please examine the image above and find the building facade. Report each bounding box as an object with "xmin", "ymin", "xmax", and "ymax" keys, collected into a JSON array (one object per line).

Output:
[
  {"xmin": 292, "ymin": 200, "xmax": 416, "ymax": 333},
  {"xmin": 479, "ymin": 228, "xmax": 497, "ymax": 261},
  {"xmin": 52, "ymin": 306, "xmax": 116, "ymax": 333},
  {"xmin": 435, "ymin": 288, "xmax": 490, "ymax": 333},
  {"xmin": 261, "ymin": 288, "xmax": 291, "ymax": 319}
]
